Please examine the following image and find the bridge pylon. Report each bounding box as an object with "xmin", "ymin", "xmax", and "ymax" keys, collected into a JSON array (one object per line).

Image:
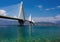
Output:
[
  {"xmin": 18, "ymin": 1, "xmax": 25, "ymax": 25},
  {"xmin": 28, "ymin": 14, "xmax": 35, "ymax": 25}
]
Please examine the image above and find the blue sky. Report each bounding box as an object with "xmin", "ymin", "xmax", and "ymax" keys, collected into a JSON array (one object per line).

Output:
[{"xmin": 0, "ymin": 0, "xmax": 60, "ymax": 22}]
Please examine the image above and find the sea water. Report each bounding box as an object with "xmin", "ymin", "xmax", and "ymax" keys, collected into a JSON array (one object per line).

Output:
[{"xmin": 0, "ymin": 25, "xmax": 60, "ymax": 42}]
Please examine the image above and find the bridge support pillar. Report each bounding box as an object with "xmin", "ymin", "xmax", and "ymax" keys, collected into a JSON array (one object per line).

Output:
[
  {"xmin": 29, "ymin": 21, "xmax": 34, "ymax": 25},
  {"xmin": 18, "ymin": 20, "xmax": 25, "ymax": 26}
]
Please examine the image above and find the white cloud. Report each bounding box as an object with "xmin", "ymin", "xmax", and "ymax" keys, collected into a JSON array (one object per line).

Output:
[
  {"xmin": 33, "ymin": 17, "xmax": 55, "ymax": 22},
  {"xmin": 33, "ymin": 15, "xmax": 60, "ymax": 22},
  {"xmin": 0, "ymin": 10, "xmax": 7, "ymax": 16},
  {"xmin": 37, "ymin": 5, "xmax": 43, "ymax": 9},
  {"xmin": 57, "ymin": 6, "xmax": 60, "ymax": 8},
  {"xmin": 37, "ymin": 5, "xmax": 60, "ymax": 11},
  {"xmin": 45, "ymin": 8, "xmax": 50, "ymax": 11},
  {"xmin": 45, "ymin": 8, "xmax": 55, "ymax": 11}
]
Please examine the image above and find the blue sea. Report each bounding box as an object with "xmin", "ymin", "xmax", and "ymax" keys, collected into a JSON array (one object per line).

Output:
[{"xmin": 0, "ymin": 25, "xmax": 60, "ymax": 42}]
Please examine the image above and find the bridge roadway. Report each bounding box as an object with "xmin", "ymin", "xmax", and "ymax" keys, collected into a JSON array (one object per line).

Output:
[
  {"xmin": 0, "ymin": 15, "xmax": 27, "ymax": 25},
  {"xmin": 0, "ymin": 15, "xmax": 24, "ymax": 20}
]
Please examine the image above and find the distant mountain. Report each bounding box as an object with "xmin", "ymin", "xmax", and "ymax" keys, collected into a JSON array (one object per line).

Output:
[
  {"xmin": 35, "ymin": 22, "xmax": 56, "ymax": 26},
  {"xmin": 0, "ymin": 19, "xmax": 19, "ymax": 25},
  {"xmin": 55, "ymin": 21, "xmax": 60, "ymax": 24},
  {"xmin": 55, "ymin": 21, "xmax": 60, "ymax": 25}
]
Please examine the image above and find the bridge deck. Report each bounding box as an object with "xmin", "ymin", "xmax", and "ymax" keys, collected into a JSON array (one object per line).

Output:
[
  {"xmin": 0, "ymin": 15, "xmax": 31, "ymax": 22},
  {"xmin": 0, "ymin": 15, "xmax": 20, "ymax": 20},
  {"xmin": 0, "ymin": 15, "xmax": 22, "ymax": 20}
]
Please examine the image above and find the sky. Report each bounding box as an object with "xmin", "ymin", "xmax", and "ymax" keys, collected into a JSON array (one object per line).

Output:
[{"xmin": 0, "ymin": 0, "xmax": 60, "ymax": 22}]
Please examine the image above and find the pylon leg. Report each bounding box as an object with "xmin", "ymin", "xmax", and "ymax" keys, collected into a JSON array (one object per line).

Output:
[
  {"xmin": 29, "ymin": 21, "xmax": 34, "ymax": 25},
  {"xmin": 18, "ymin": 20, "xmax": 24, "ymax": 26}
]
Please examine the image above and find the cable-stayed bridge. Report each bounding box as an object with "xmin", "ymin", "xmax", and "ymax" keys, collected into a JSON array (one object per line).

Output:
[{"xmin": 0, "ymin": 1, "xmax": 34, "ymax": 25}]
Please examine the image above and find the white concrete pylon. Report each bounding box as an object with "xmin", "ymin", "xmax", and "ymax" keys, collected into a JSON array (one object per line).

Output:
[
  {"xmin": 32, "ymin": 19, "xmax": 35, "ymax": 23},
  {"xmin": 28, "ymin": 14, "xmax": 35, "ymax": 23},
  {"xmin": 28, "ymin": 14, "xmax": 32, "ymax": 21},
  {"xmin": 18, "ymin": 1, "xmax": 25, "ymax": 20}
]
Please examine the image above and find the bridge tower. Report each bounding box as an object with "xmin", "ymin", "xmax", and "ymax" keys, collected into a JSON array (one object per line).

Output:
[
  {"xmin": 18, "ymin": 1, "xmax": 25, "ymax": 25},
  {"xmin": 28, "ymin": 14, "xmax": 34, "ymax": 25},
  {"xmin": 28, "ymin": 14, "xmax": 32, "ymax": 23}
]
